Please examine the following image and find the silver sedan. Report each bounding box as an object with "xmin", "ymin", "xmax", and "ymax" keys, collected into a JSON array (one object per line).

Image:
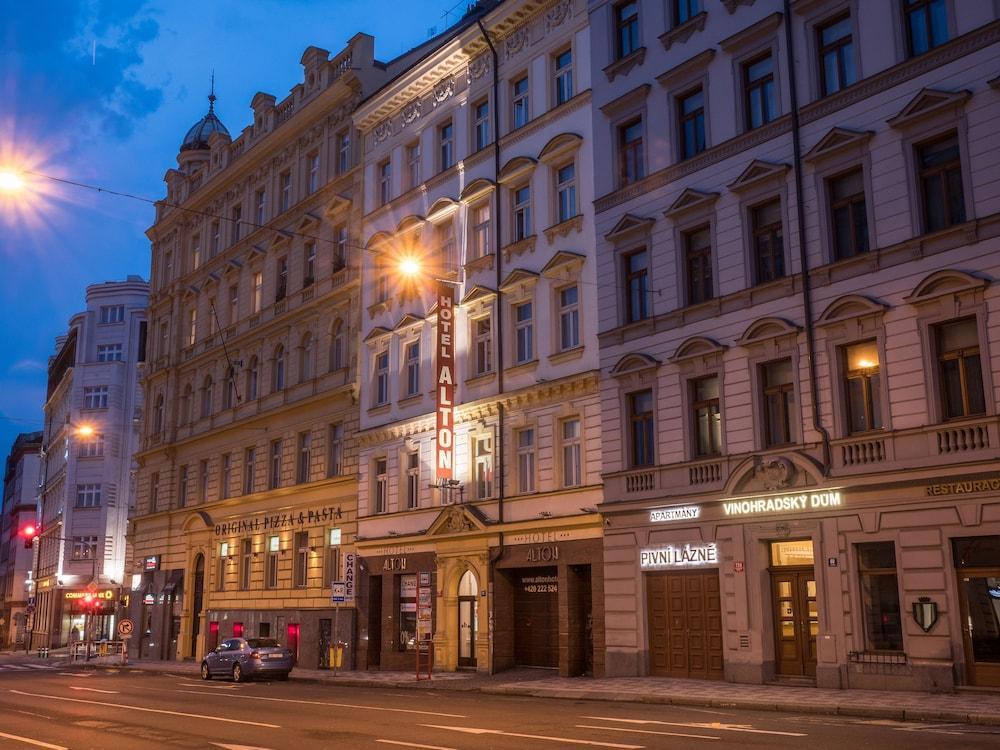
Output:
[{"xmin": 201, "ymin": 637, "xmax": 294, "ymax": 682}]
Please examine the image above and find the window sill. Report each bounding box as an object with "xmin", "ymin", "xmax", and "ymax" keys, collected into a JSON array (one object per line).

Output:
[
  {"xmin": 502, "ymin": 235, "xmax": 536, "ymax": 262},
  {"xmin": 398, "ymin": 393, "xmax": 424, "ymax": 407},
  {"xmin": 465, "ymin": 371, "xmax": 497, "ymax": 388},
  {"xmin": 659, "ymin": 11, "xmax": 707, "ymax": 51},
  {"xmin": 548, "ymin": 346, "xmax": 585, "ymax": 365},
  {"xmin": 505, "ymin": 359, "xmax": 539, "ymax": 376},
  {"xmin": 543, "ymin": 215, "xmax": 583, "ymax": 243},
  {"xmin": 603, "ymin": 47, "xmax": 646, "ymax": 82},
  {"xmin": 368, "ymin": 403, "xmax": 391, "ymax": 416},
  {"xmin": 465, "ymin": 253, "xmax": 496, "ymax": 274}
]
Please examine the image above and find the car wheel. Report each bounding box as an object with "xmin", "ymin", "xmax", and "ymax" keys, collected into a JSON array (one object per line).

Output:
[
  {"xmin": 232, "ymin": 663, "xmax": 245, "ymax": 683},
  {"xmin": 201, "ymin": 662, "xmax": 212, "ymax": 680}
]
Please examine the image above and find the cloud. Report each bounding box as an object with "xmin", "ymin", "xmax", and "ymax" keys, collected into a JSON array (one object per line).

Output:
[{"xmin": 9, "ymin": 358, "xmax": 47, "ymax": 373}]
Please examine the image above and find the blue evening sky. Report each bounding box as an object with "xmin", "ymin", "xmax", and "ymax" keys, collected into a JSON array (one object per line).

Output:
[{"xmin": 0, "ymin": 0, "xmax": 457, "ymax": 454}]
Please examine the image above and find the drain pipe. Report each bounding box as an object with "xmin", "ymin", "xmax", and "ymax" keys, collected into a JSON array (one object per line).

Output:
[{"xmin": 783, "ymin": 0, "xmax": 831, "ymax": 475}]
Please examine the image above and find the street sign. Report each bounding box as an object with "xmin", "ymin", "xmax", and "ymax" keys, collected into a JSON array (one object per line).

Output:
[
  {"xmin": 344, "ymin": 554, "xmax": 355, "ymax": 602},
  {"xmin": 117, "ymin": 618, "xmax": 134, "ymax": 637},
  {"xmin": 331, "ymin": 582, "xmax": 347, "ymax": 603}
]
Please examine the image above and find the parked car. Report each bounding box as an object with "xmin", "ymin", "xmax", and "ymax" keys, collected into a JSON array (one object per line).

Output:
[{"xmin": 201, "ymin": 637, "xmax": 294, "ymax": 682}]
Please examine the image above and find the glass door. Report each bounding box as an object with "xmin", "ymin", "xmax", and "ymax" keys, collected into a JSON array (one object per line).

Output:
[
  {"xmin": 458, "ymin": 570, "xmax": 478, "ymax": 668},
  {"xmin": 958, "ymin": 574, "xmax": 1000, "ymax": 687},
  {"xmin": 770, "ymin": 540, "xmax": 818, "ymax": 678}
]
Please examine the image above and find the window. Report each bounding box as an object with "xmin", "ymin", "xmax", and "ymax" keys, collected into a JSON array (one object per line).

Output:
[
  {"xmin": 406, "ymin": 141, "xmax": 421, "ymax": 189},
  {"xmin": 336, "ymin": 129, "xmax": 351, "ymax": 174},
  {"xmin": 561, "ymin": 417, "xmax": 582, "ymax": 487},
  {"xmin": 628, "ymin": 389, "xmax": 655, "ymax": 467},
  {"xmin": 99, "ymin": 305, "xmax": 125, "ymax": 324},
  {"xmin": 857, "ymin": 542, "xmax": 903, "ymax": 651},
  {"xmin": 269, "ymin": 439, "xmax": 282, "ymax": 490},
  {"xmin": 437, "ymin": 221, "xmax": 457, "ymax": 270},
  {"xmin": 678, "ymin": 88, "xmax": 705, "ymax": 159},
  {"xmin": 554, "ymin": 49, "xmax": 573, "ymax": 105},
  {"xmin": 673, "ymin": 0, "xmax": 699, "ymax": 25},
  {"xmin": 228, "ymin": 284, "xmax": 239, "ymax": 325},
  {"xmin": 279, "ymin": 171, "xmax": 291, "ymax": 212},
  {"xmin": 752, "ymin": 199, "xmax": 785, "ymax": 283},
  {"xmin": 334, "ymin": 225, "xmax": 348, "ymax": 272},
  {"xmin": 72, "ymin": 536, "xmax": 98, "ymax": 561},
  {"xmin": 917, "ymin": 132, "xmax": 965, "ymax": 233},
  {"xmin": 474, "ymin": 316, "xmax": 493, "ymax": 375},
  {"xmin": 374, "ymin": 347, "xmax": 389, "ymax": 405},
  {"xmin": 829, "ymin": 169, "xmax": 869, "ymax": 259},
  {"xmin": 239, "ymin": 539, "xmax": 251, "ymax": 590},
  {"xmin": 181, "ymin": 384, "xmax": 193, "ymax": 424},
  {"xmin": 246, "ymin": 356, "xmax": 259, "ymax": 401},
  {"xmin": 559, "ymin": 285, "xmax": 580, "ymax": 350},
  {"xmin": 615, "ymin": 1, "xmax": 640, "ymax": 60},
  {"xmin": 272, "ymin": 345, "xmax": 286, "ymax": 391},
  {"xmin": 405, "ymin": 340, "xmax": 420, "ymax": 397},
  {"xmin": 744, "ymin": 54, "xmax": 777, "ymax": 130},
  {"xmin": 399, "ymin": 573, "xmax": 418, "ymax": 651},
  {"xmin": 326, "ymin": 529, "xmax": 341, "ymax": 585},
  {"xmin": 79, "ymin": 433, "xmax": 104, "ymax": 458},
  {"xmin": 374, "ymin": 458, "xmax": 388, "ymax": 513},
  {"xmin": 405, "ymin": 450, "xmax": 420, "ymax": 509},
  {"xmin": 474, "ymin": 99, "xmax": 490, "ymax": 151},
  {"xmin": 299, "ymin": 333, "xmax": 314, "ymax": 382},
  {"xmin": 220, "ymin": 453, "xmax": 232, "ymax": 500},
  {"xmin": 217, "ymin": 542, "xmax": 228, "ymax": 592},
  {"xmin": 762, "ymin": 359, "xmax": 795, "ymax": 447},
  {"xmin": 223, "ymin": 366, "xmax": 236, "ymax": 409},
  {"xmin": 211, "ymin": 221, "xmax": 221, "ymax": 257},
  {"xmin": 905, "ymin": 0, "xmax": 947, "ymax": 56},
  {"xmin": 293, "ymin": 531, "xmax": 309, "ymax": 588},
  {"xmin": 199, "ymin": 458, "xmax": 209, "ymax": 502},
  {"xmin": 474, "ymin": 435, "xmax": 494, "ymax": 499},
  {"xmin": 512, "ymin": 185, "xmax": 531, "ymax": 241},
  {"xmin": 378, "ymin": 158, "xmax": 392, "ymax": 206},
  {"xmin": 623, "ymin": 249, "xmax": 650, "ymax": 323},
  {"xmin": 307, "ymin": 151, "xmax": 320, "ymax": 194},
  {"xmin": 276, "ymin": 257, "xmax": 288, "ymax": 302},
  {"xmin": 163, "ymin": 249, "xmax": 173, "ymax": 282},
  {"xmin": 818, "ymin": 13, "xmax": 855, "ymax": 96},
  {"xmin": 304, "ymin": 242, "xmax": 315, "ymax": 285},
  {"xmin": 266, "ymin": 535, "xmax": 279, "ymax": 589},
  {"xmin": 619, "ymin": 118, "xmax": 644, "ymax": 186},
  {"xmin": 470, "ymin": 203, "xmax": 491, "ymax": 260},
  {"xmin": 178, "ymin": 464, "xmax": 189, "ymax": 507},
  {"xmin": 328, "ymin": 424, "xmax": 344, "ymax": 477},
  {"xmin": 844, "ymin": 341, "xmax": 883, "ymax": 434},
  {"xmin": 231, "ymin": 205, "xmax": 243, "ymax": 244},
  {"xmin": 516, "ymin": 428, "xmax": 536, "ymax": 493},
  {"xmin": 514, "ymin": 301, "xmax": 534, "ymax": 364},
  {"xmin": 512, "ymin": 75, "xmax": 530, "ymax": 130},
  {"xmin": 153, "ymin": 394, "xmax": 164, "ymax": 433},
  {"xmin": 252, "ymin": 272, "xmax": 263, "ymax": 313},
  {"xmin": 376, "ymin": 274, "xmax": 389, "ymax": 304},
  {"xmin": 556, "ymin": 163, "xmax": 577, "ymax": 223},
  {"xmin": 83, "ymin": 386, "xmax": 109, "ymax": 409},
  {"xmin": 243, "ymin": 447, "xmax": 256, "ymax": 495},
  {"xmin": 158, "ymin": 321, "xmax": 169, "ymax": 358},
  {"xmin": 684, "ymin": 226, "xmax": 713, "ymax": 305},
  {"xmin": 330, "ymin": 321, "xmax": 345, "ymax": 371},
  {"xmin": 97, "ymin": 343, "xmax": 123, "ymax": 362},
  {"xmin": 439, "ymin": 121, "xmax": 454, "ymax": 171},
  {"xmin": 936, "ymin": 318, "xmax": 985, "ymax": 420},
  {"xmin": 255, "ymin": 189, "xmax": 266, "ymax": 227},
  {"xmin": 691, "ymin": 375, "xmax": 721, "ymax": 457},
  {"xmin": 200, "ymin": 375, "xmax": 214, "ymax": 418},
  {"xmin": 296, "ymin": 432, "xmax": 311, "ymax": 484},
  {"xmin": 76, "ymin": 484, "xmax": 101, "ymax": 508}
]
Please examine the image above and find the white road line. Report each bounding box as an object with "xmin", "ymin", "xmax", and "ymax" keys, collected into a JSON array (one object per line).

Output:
[
  {"xmin": 0, "ymin": 730, "xmax": 68, "ymax": 750},
  {"xmin": 58, "ymin": 672, "xmax": 87, "ymax": 677},
  {"xmin": 420, "ymin": 724, "xmax": 643, "ymax": 749},
  {"xmin": 576, "ymin": 725, "xmax": 719, "ymax": 741},
  {"xmin": 8, "ymin": 689, "xmax": 281, "ymax": 728},
  {"xmin": 2, "ymin": 665, "xmax": 30, "ymax": 670},
  {"xmin": 69, "ymin": 686, "xmax": 120, "ymax": 694},
  {"xmin": 21, "ymin": 664, "xmax": 54, "ymax": 670},
  {"xmin": 376, "ymin": 741, "xmax": 458, "ymax": 750},
  {"xmin": 582, "ymin": 716, "xmax": 807, "ymax": 738},
  {"xmin": 178, "ymin": 682, "xmax": 240, "ymax": 689},
  {"xmin": 170, "ymin": 690, "xmax": 467, "ymax": 718}
]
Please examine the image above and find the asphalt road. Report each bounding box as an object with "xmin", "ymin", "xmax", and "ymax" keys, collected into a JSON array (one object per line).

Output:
[{"xmin": 1, "ymin": 667, "xmax": 999, "ymax": 750}]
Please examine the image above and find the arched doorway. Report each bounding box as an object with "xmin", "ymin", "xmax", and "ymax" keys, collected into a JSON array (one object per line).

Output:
[
  {"xmin": 190, "ymin": 554, "xmax": 205, "ymax": 658},
  {"xmin": 458, "ymin": 570, "xmax": 478, "ymax": 669}
]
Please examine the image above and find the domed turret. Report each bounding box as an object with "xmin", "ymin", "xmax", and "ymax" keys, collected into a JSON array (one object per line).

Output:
[{"xmin": 180, "ymin": 84, "xmax": 230, "ymax": 152}]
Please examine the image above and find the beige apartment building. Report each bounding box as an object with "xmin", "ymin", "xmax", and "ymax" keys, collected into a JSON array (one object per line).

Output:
[{"xmin": 590, "ymin": 0, "xmax": 1000, "ymax": 690}]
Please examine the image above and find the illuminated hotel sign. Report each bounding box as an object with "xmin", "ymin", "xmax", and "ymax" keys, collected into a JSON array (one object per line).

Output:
[
  {"xmin": 436, "ymin": 282, "xmax": 456, "ymax": 479},
  {"xmin": 640, "ymin": 543, "xmax": 718, "ymax": 569},
  {"xmin": 722, "ymin": 490, "xmax": 843, "ymax": 517},
  {"xmin": 650, "ymin": 505, "xmax": 700, "ymax": 523}
]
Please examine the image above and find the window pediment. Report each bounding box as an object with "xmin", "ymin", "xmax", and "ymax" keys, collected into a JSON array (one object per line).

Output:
[
  {"xmin": 610, "ymin": 352, "xmax": 661, "ymax": 378},
  {"xmin": 727, "ymin": 160, "xmax": 790, "ymax": 192},
  {"xmin": 499, "ymin": 268, "xmax": 539, "ymax": 293},
  {"xmin": 904, "ymin": 269, "xmax": 988, "ymax": 304},
  {"xmin": 268, "ymin": 230, "xmax": 293, "ymax": 251},
  {"xmin": 670, "ymin": 336, "xmax": 727, "ymax": 362},
  {"xmin": 363, "ymin": 326, "xmax": 391, "ymax": 344},
  {"xmin": 249, "ymin": 244, "xmax": 267, "ymax": 260},
  {"xmin": 737, "ymin": 316, "xmax": 801, "ymax": 345},
  {"xmin": 888, "ymin": 88, "xmax": 971, "ymax": 130},
  {"xmin": 324, "ymin": 195, "xmax": 351, "ymax": 216},
  {"xmin": 816, "ymin": 294, "xmax": 887, "ymax": 327},
  {"xmin": 366, "ymin": 231, "xmax": 393, "ymax": 254},
  {"xmin": 655, "ymin": 48, "xmax": 715, "ymax": 88},
  {"xmin": 460, "ymin": 178, "xmax": 496, "ymax": 203},
  {"xmin": 599, "ymin": 83, "xmax": 651, "ymax": 117},
  {"xmin": 498, "ymin": 156, "xmax": 538, "ymax": 185},
  {"xmin": 538, "ymin": 133, "xmax": 583, "ymax": 165},
  {"xmin": 664, "ymin": 188, "xmax": 719, "ymax": 219},
  {"xmin": 427, "ymin": 197, "xmax": 460, "ymax": 223},
  {"xmin": 202, "ymin": 272, "xmax": 221, "ymax": 289},
  {"xmin": 719, "ymin": 11, "xmax": 782, "ymax": 53},
  {"xmin": 183, "ymin": 285, "xmax": 200, "ymax": 298},
  {"xmin": 395, "ymin": 214, "xmax": 426, "ymax": 237},
  {"xmin": 393, "ymin": 313, "xmax": 424, "ymax": 332},
  {"xmin": 461, "ymin": 284, "xmax": 497, "ymax": 306},
  {"xmin": 224, "ymin": 259, "xmax": 243, "ymax": 275},
  {"xmin": 541, "ymin": 250, "xmax": 585, "ymax": 279},
  {"xmin": 605, "ymin": 213, "xmax": 655, "ymax": 243},
  {"xmin": 803, "ymin": 127, "xmax": 874, "ymax": 163},
  {"xmin": 296, "ymin": 212, "xmax": 321, "ymax": 231}
]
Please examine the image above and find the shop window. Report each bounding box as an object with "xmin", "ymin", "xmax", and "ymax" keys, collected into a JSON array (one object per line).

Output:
[
  {"xmin": 259, "ymin": 622, "xmax": 271, "ymax": 638},
  {"xmin": 857, "ymin": 542, "xmax": 903, "ymax": 651},
  {"xmin": 936, "ymin": 317, "xmax": 985, "ymax": 420},
  {"xmin": 233, "ymin": 622, "xmax": 244, "ymax": 638},
  {"xmin": 398, "ymin": 574, "xmax": 418, "ymax": 651},
  {"xmin": 843, "ymin": 341, "xmax": 883, "ymax": 433}
]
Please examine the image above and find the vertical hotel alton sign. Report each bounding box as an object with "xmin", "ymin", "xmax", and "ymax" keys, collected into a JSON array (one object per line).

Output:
[{"xmin": 436, "ymin": 282, "xmax": 456, "ymax": 479}]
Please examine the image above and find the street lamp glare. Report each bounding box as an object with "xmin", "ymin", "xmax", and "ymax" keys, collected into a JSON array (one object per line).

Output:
[
  {"xmin": 0, "ymin": 170, "xmax": 24, "ymax": 193},
  {"xmin": 399, "ymin": 257, "xmax": 422, "ymax": 277},
  {"xmin": 76, "ymin": 424, "xmax": 95, "ymax": 437}
]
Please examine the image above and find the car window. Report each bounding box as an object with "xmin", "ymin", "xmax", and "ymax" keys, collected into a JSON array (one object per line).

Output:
[{"xmin": 247, "ymin": 638, "xmax": 280, "ymax": 648}]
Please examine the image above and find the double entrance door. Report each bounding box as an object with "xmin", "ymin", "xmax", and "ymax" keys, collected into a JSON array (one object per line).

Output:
[
  {"xmin": 646, "ymin": 569, "xmax": 723, "ymax": 679},
  {"xmin": 770, "ymin": 569, "xmax": 818, "ymax": 677}
]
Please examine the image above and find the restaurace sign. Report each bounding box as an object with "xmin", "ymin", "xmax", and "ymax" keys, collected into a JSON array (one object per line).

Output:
[
  {"xmin": 214, "ymin": 505, "xmax": 342, "ymax": 536},
  {"xmin": 436, "ymin": 282, "xmax": 456, "ymax": 480}
]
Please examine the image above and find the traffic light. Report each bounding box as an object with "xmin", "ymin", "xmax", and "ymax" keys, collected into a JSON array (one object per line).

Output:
[{"xmin": 20, "ymin": 523, "xmax": 40, "ymax": 549}]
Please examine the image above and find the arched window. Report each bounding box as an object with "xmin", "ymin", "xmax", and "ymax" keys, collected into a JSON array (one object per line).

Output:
[
  {"xmin": 329, "ymin": 319, "xmax": 345, "ymax": 371},
  {"xmin": 201, "ymin": 374, "xmax": 214, "ymax": 418},
  {"xmin": 223, "ymin": 366, "xmax": 236, "ymax": 409},
  {"xmin": 246, "ymin": 356, "xmax": 259, "ymax": 401},
  {"xmin": 459, "ymin": 569, "xmax": 477, "ymax": 597},
  {"xmin": 181, "ymin": 384, "xmax": 193, "ymax": 425},
  {"xmin": 153, "ymin": 394, "xmax": 165, "ymax": 434},
  {"xmin": 299, "ymin": 332, "xmax": 314, "ymax": 382},
  {"xmin": 272, "ymin": 344, "xmax": 286, "ymax": 391}
]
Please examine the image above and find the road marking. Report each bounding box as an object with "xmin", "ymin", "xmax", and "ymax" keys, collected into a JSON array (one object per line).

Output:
[
  {"xmin": 420, "ymin": 724, "xmax": 642, "ymax": 748},
  {"xmin": 0, "ymin": 731, "xmax": 68, "ymax": 750},
  {"xmin": 11, "ymin": 709, "xmax": 55, "ymax": 720},
  {"xmin": 376, "ymin": 742, "xmax": 458, "ymax": 750},
  {"xmin": 69, "ymin": 686, "xmax": 120, "ymax": 694},
  {"xmin": 171, "ymin": 691, "xmax": 467, "ymax": 718},
  {"xmin": 576, "ymin": 725, "xmax": 719, "ymax": 741},
  {"xmin": 211, "ymin": 744, "xmax": 275, "ymax": 750},
  {"xmin": 22, "ymin": 664, "xmax": 55, "ymax": 670},
  {"xmin": 583, "ymin": 716, "xmax": 807, "ymax": 738},
  {"xmin": 179, "ymin": 682, "xmax": 240, "ymax": 690},
  {"xmin": 2, "ymin": 665, "xmax": 30, "ymax": 670},
  {"xmin": 8, "ymin": 689, "xmax": 281, "ymax": 728},
  {"xmin": 58, "ymin": 672, "xmax": 87, "ymax": 677}
]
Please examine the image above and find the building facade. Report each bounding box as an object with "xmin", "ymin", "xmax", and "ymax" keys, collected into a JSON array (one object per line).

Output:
[
  {"xmin": 355, "ymin": 0, "xmax": 605, "ymax": 675},
  {"xmin": 589, "ymin": 0, "xmax": 1000, "ymax": 690},
  {"xmin": 0, "ymin": 432, "xmax": 42, "ymax": 648},
  {"xmin": 35, "ymin": 278, "xmax": 148, "ymax": 648}
]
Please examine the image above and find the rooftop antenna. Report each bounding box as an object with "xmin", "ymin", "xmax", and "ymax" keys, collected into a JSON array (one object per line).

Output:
[{"xmin": 208, "ymin": 71, "xmax": 216, "ymax": 113}]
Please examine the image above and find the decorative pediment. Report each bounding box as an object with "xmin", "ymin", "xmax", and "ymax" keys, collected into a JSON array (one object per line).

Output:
[
  {"xmin": 393, "ymin": 313, "xmax": 424, "ymax": 331},
  {"xmin": 460, "ymin": 178, "xmax": 495, "ymax": 203},
  {"xmin": 365, "ymin": 231, "xmax": 393, "ymax": 253},
  {"xmin": 605, "ymin": 213, "xmax": 655, "ymax": 242},
  {"xmin": 426, "ymin": 504, "xmax": 490, "ymax": 536},
  {"xmin": 816, "ymin": 294, "xmax": 888, "ymax": 326},
  {"xmin": 324, "ymin": 194, "xmax": 351, "ymax": 215},
  {"xmin": 888, "ymin": 88, "xmax": 971, "ymax": 129},
  {"xmin": 427, "ymin": 197, "xmax": 460, "ymax": 223},
  {"xmin": 664, "ymin": 188, "xmax": 720, "ymax": 219},
  {"xmin": 395, "ymin": 215, "xmax": 425, "ymax": 236},
  {"xmin": 904, "ymin": 269, "xmax": 989, "ymax": 303},
  {"xmin": 363, "ymin": 326, "xmax": 391, "ymax": 343},
  {"xmin": 268, "ymin": 230, "xmax": 293, "ymax": 250},
  {"xmin": 224, "ymin": 259, "xmax": 243, "ymax": 275},
  {"xmin": 499, "ymin": 268, "xmax": 540, "ymax": 292},
  {"xmin": 538, "ymin": 132, "xmax": 584, "ymax": 164},
  {"xmin": 610, "ymin": 352, "xmax": 661, "ymax": 378},
  {"xmin": 202, "ymin": 272, "xmax": 221, "ymax": 289},
  {"xmin": 727, "ymin": 160, "xmax": 790, "ymax": 192},
  {"xmin": 723, "ymin": 452, "xmax": 824, "ymax": 497},
  {"xmin": 599, "ymin": 83, "xmax": 651, "ymax": 116},
  {"xmin": 498, "ymin": 156, "xmax": 537, "ymax": 184},
  {"xmin": 297, "ymin": 212, "xmax": 321, "ymax": 231},
  {"xmin": 803, "ymin": 128, "xmax": 874, "ymax": 163},
  {"xmin": 461, "ymin": 284, "xmax": 497, "ymax": 305},
  {"xmin": 670, "ymin": 336, "xmax": 727, "ymax": 362},
  {"xmin": 656, "ymin": 48, "xmax": 715, "ymax": 87},
  {"xmin": 737, "ymin": 316, "xmax": 801, "ymax": 345},
  {"xmin": 249, "ymin": 244, "xmax": 267, "ymax": 259},
  {"xmin": 183, "ymin": 284, "xmax": 200, "ymax": 298},
  {"xmin": 541, "ymin": 250, "xmax": 586, "ymax": 278}
]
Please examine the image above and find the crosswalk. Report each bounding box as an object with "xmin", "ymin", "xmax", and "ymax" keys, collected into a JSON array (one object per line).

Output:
[{"xmin": 0, "ymin": 663, "xmax": 58, "ymax": 671}]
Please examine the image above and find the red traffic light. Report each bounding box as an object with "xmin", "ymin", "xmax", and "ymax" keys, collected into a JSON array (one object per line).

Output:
[{"xmin": 20, "ymin": 523, "xmax": 40, "ymax": 549}]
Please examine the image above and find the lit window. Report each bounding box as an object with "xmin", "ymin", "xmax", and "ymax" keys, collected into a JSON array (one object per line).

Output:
[
  {"xmin": 843, "ymin": 341, "xmax": 882, "ymax": 434},
  {"xmin": 691, "ymin": 375, "xmax": 721, "ymax": 457}
]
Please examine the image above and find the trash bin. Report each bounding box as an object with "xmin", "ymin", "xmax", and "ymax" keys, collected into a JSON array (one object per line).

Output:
[{"xmin": 328, "ymin": 644, "xmax": 344, "ymax": 668}]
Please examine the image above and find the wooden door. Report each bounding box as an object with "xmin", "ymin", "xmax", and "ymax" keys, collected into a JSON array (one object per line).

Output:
[
  {"xmin": 771, "ymin": 570, "xmax": 817, "ymax": 677},
  {"xmin": 646, "ymin": 570, "xmax": 723, "ymax": 679},
  {"xmin": 957, "ymin": 572, "xmax": 1000, "ymax": 687}
]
